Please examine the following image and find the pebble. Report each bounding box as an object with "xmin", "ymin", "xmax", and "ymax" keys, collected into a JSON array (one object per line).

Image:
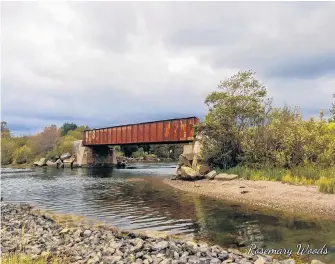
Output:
[{"xmin": 0, "ymin": 203, "xmax": 326, "ymax": 264}]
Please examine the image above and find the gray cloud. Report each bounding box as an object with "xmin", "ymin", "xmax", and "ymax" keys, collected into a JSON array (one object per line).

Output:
[{"xmin": 1, "ymin": 2, "xmax": 334, "ymax": 135}]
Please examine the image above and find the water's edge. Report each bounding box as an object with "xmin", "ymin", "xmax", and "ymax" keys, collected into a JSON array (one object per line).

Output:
[{"xmin": 2, "ymin": 165, "xmax": 335, "ymax": 263}]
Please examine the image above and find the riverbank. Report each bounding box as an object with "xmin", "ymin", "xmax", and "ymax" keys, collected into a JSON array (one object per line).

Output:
[
  {"xmin": 163, "ymin": 178, "xmax": 335, "ymax": 221},
  {"xmin": 1, "ymin": 203, "xmax": 317, "ymax": 264}
]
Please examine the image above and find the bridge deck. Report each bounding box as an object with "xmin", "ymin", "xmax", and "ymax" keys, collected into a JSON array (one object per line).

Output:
[{"xmin": 82, "ymin": 117, "xmax": 199, "ymax": 146}]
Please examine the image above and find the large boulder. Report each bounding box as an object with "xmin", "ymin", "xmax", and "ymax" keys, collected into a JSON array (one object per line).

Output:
[
  {"xmin": 214, "ymin": 173, "xmax": 239, "ymax": 181},
  {"xmin": 206, "ymin": 170, "xmax": 217, "ymax": 180},
  {"xmin": 191, "ymin": 155, "xmax": 198, "ymax": 169},
  {"xmin": 33, "ymin": 158, "xmax": 46, "ymax": 167},
  {"xmin": 46, "ymin": 160, "xmax": 58, "ymax": 167},
  {"xmin": 197, "ymin": 164, "xmax": 210, "ymax": 175},
  {"xmin": 63, "ymin": 158, "xmax": 75, "ymax": 168},
  {"xmin": 60, "ymin": 152, "xmax": 72, "ymax": 160},
  {"xmin": 180, "ymin": 166, "xmax": 199, "ymax": 180},
  {"xmin": 55, "ymin": 159, "xmax": 64, "ymax": 168},
  {"xmin": 178, "ymin": 154, "xmax": 192, "ymax": 168}
]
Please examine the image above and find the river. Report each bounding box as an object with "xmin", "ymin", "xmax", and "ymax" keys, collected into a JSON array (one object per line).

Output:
[{"xmin": 1, "ymin": 163, "xmax": 334, "ymax": 263}]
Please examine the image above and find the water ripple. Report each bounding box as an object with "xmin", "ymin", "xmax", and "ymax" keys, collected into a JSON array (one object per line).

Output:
[{"xmin": 2, "ymin": 165, "xmax": 335, "ymax": 263}]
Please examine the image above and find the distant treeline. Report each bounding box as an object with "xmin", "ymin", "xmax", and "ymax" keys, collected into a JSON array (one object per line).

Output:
[{"xmin": 1, "ymin": 122, "xmax": 88, "ymax": 166}]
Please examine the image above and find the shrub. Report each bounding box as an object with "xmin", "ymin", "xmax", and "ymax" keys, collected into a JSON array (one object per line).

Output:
[
  {"xmin": 317, "ymin": 177, "xmax": 335, "ymax": 194},
  {"xmin": 13, "ymin": 145, "xmax": 32, "ymax": 164},
  {"xmin": 1, "ymin": 138, "xmax": 16, "ymax": 165},
  {"xmin": 132, "ymin": 147, "xmax": 145, "ymax": 158}
]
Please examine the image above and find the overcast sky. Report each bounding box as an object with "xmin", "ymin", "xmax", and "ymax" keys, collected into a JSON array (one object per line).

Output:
[{"xmin": 2, "ymin": 2, "xmax": 335, "ymax": 136}]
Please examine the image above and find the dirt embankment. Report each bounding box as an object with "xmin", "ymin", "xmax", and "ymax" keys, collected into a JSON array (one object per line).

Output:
[{"xmin": 163, "ymin": 178, "xmax": 335, "ymax": 220}]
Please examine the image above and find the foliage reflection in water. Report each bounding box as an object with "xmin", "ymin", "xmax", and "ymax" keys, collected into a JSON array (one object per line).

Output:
[{"xmin": 1, "ymin": 165, "xmax": 334, "ymax": 263}]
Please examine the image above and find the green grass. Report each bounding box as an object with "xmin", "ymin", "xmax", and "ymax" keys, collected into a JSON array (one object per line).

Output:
[
  {"xmin": 317, "ymin": 176, "xmax": 335, "ymax": 194},
  {"xmin": 1, "ymin": 254, "xmax": 67, "ymax": 264},
  {"xmin": 219, "ymin": 166, "xmax": 335, "ymax": 194}
]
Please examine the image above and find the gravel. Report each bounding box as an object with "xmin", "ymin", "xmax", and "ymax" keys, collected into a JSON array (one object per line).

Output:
[{"xmin": 0, "ymin": 203, "xmax": 326, "ymax": 264}]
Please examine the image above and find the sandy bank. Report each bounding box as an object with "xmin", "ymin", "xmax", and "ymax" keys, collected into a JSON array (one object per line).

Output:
[{"xmin": 163, "ymin": 178, "xmax": 335, "ymax": 220}]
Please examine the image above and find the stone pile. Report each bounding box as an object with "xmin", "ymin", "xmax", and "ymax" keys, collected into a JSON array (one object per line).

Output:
[
  {"xmin": 172, "ymin": 154, "xmax": 239, "ymax": 182},
  {"xmin": 33, "ymin": 152, "xmax": 76, "ymax": 169},
  {"xmin": 2, "ymin": 203, "xmax": 321, "ymax": 264},
  {"xmin": 171, "ymin": 153, "xmax": 210, "ymax": 181}
]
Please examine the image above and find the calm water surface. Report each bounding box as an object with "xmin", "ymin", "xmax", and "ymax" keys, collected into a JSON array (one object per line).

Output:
[{"xmin": 1, "ymin": 164, "xmax": 335, "ymax": 263}]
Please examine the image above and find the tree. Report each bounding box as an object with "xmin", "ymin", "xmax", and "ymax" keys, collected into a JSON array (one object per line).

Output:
[
  {"xmin": 60, "ymin": 122, "xmax": 78, "ymax": 136},
  {"xmin": 132, "ymin": 147, "xmax": 145, "ymax": 158},
  {"xmin": 67, "ymin": 126, "xmax": 89, "ymax": 140},
  {"xmin": 122, "ymin": 145, "xmax": 138, "ymax": 157},
  {"xmin": 28, "ymin": 125, "xmax": 60, "ymax": 157},
  {"xmin": 1, "ymin": 137, "xmax": 16, "ymax": 165},
  {"xmin": 195, "ymin": 70, "xmax": 272, "ymax": 169},
  {"xmin": 329, "ymin": 103, "xmax": 335, "ymax": 122},
  {"xmin": 151, "ymin": 144, "xmax": 170, "ymax": 158},
  {"xmin": 1, "ymin": 121, "xmax": 11, "ymax": 139},
  {"xmin": 13, "ymin": 145, "xmax": 32, "ymax": 164}
]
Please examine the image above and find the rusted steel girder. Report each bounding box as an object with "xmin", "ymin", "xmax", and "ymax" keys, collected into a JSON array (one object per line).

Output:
[{"xmin": 82, "ymin": 117, "xmax": 200, "ymax": 146}]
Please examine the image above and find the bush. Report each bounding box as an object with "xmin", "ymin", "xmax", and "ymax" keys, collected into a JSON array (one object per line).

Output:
[
  {"xmin": 13, "ymin": 145, "xmax": 32, "ymax": 164},
  {"xmin": 132, "ymin": 147, "xmax": 145, "ymax": 158},
  {"xmin": 144, "ymin": 154, "xmax": 157, "ymax": 160},
  {"xmin": 1, "ymin": 138, "xmax": 16, "ymax": 165},
  {"xmin": 317, "ymin": 177, "xmax": 335, "ymax": 194}
]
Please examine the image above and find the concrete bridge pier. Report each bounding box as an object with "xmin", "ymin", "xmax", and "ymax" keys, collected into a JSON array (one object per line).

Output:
[{"xmin": 72, "ymin": 140, "xmax": 117, "ymax": 167}]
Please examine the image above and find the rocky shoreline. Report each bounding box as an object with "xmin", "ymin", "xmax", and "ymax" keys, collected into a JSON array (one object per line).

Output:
[{"xmin": 1, "ymin": 203, "xmax": 327, "ymax": 264}]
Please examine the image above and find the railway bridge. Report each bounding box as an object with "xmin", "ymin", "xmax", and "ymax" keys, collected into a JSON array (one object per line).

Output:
[{"xmin": 73, "ymin": 117, "xmax": 200, "ymax": 167}]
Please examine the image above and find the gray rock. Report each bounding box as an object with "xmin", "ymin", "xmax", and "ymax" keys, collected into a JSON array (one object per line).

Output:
[
  {"xmin": 136, "ymin": 252, "xmax": 144, "ymax": 258},
  {"xmin": 199, "ymin": 258, "xmax": 211, "ymax": 264},
  {"xmin": 218, "ymin": 253, "xmax": 229, "ymax": 261},
  {"xmin": 214, "ymin": 173, "xmax": 239, "ymax": 181},
  {"xmin": 254, "ymin": 257, "xmax": 266, "ymax": 264},
  {"xmin": 206, "ymin": 170, "xmax": 217, "ymax": 180},
  {"xmin": 178, "ymin": 256, "xmax": 188, "ymax": 263},
  {"xmin": 188, "ymin": 256, "xmax": 201, "ymax": 264},
  {"xmin": 152, "ymin": 255, "xmax": 163, "ymax": 264},
  {"xmin": 311, "ymin": 261, "xmax": 326, "ymax": 264},
  {"xmin": 209, "ymin": 258, "xmax": 220, "ymax": 264},
  {"xmin": 152, "ymin": 241, "xmax": 169, "ymax": 251},
  {"xmin": 60, "ymin": 152, "xmax": 72, "ymax": 160},
  {"xmin": 143, "ymin": 254, "xmax": 153, "ymax": 262},
  {"xmin": 280, "ymin": 259, "xmax": 295, "ymax": 264},
  {"xmin": 33, "ymin": 158, "xmax": 47, "ymax": 167},
  {"xmin": 102, "ymin": 256, "xmax": 118, "ymax": 263},
  {"xmin": 160, "ymin": 258, "xmax": 172, "ymax": 264},
  {"xmin": 73, "ymin": 229, "xmax": 82, "ymax": 238},
  {"xmin": 84, "ymin": 229, "xmax": 92, "ymax": 236}
]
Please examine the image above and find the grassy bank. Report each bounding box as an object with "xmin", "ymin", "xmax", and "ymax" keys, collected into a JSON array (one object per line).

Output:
[{"xmin": 220, "ymin": 166, "xmax": 335, "ymax": 194}]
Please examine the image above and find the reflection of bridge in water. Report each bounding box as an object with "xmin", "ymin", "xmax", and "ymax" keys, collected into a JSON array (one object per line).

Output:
[{"xmin": 74, "ymin": 117, "xmax": 200, "ymax": 167}]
